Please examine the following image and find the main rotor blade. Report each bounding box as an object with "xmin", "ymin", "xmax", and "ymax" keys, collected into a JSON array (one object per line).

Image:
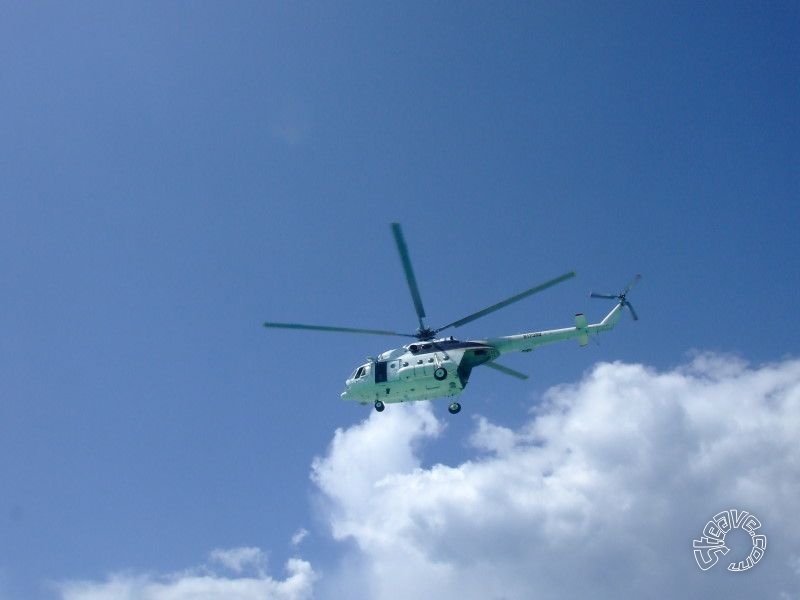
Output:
[
  {"xmin": 590, "ymin": 292, "xmax": 618, "ymax": 299},
  {"xmin": 263, "ymin": 321, "xmax": 414, "ymax": 337},
  {"xmin": 436, "ymin": 271, "xmax": 576, "ymax": 332},
  {"xmin": 483, "ymin": 360, "xmax": 529, "ymax": 380},
  {"xmin": 391, "ymin": 223, "xmax": 428, "ymax": 330}
]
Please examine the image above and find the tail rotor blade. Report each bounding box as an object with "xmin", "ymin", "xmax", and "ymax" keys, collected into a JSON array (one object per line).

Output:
[
  {"xmin": 626, "ymin": 302, "xmax": 639, "ymax": 321},
  {"xmin": 623, "ymin": 274, "xmax": 642, "ymax": 295},
  {"xmin": 590, "ymin": 274, "xmax": 642, "ymax": 320}
]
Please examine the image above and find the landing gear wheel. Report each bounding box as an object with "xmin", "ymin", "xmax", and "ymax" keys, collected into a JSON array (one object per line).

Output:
[
  {"xmin": 434, "ymin": 367, "xmax": 447, "ymax": 381},
  {"xmin": 448, "ymin": 402, "xmax": 461, "ymax": 415},
  {"xmin": 374, "ymin": 400, "xmax": 385, "ymax": 412}
]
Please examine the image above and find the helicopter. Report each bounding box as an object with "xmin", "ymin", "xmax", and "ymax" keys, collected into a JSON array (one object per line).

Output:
[{"xmin": 264, "ymin": 223, "xmax": 640, "ymax": 415}]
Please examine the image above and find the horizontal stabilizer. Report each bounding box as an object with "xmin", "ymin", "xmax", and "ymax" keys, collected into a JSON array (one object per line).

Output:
[{"xmin": 575, "ymin": 313, "xmax": 589, "ymax": 346}]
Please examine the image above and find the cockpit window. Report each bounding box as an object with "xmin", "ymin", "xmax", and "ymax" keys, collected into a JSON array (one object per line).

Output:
[{"xmin": 352, "ymin": 364, "xmax": 371, "ymax": 379}]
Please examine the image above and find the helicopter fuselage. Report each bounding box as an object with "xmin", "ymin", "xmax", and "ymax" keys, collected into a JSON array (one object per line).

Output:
[
  {"xmin": 264, "ymin": 223, "xmax": 639, "ymax": 415},
  {"xmin": 339, "ymin": 303, "xmax": 627, "ymax": 408},
  {"xmin": 340, "ymin": 338, "xmax": 499, "ymax": 405}
]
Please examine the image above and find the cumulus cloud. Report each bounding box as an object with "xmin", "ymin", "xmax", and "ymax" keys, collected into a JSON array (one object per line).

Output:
[
  {"xmin": 291, "ymin": 529, "xmax": 310, "ymax": 549},
  {"xmin": 311, "ymin": 355, "xmax": 800, "ymax": 600},
  {"xmin": 208, "ymin": 547, "xmax": 266, "ymax": 575},
  {"xmin": 51, "ymin": 355, "xmax": 800, "ymax": 600},
  {"xmin": 56, "ymin": 549, "xmax": 316, "ymax": 600}
]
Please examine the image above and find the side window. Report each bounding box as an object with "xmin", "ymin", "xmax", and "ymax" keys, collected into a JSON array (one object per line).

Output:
[{"xmin": 355, "ymin": 366, "xmax": 365, "ymax": 379}]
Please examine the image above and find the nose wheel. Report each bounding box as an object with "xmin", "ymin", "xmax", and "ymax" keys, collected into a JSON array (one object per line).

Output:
[
  {"xmin": 374, "ymin": 400, "xmax": 385, "ymax": 412},
  {"xmin": 448, "ymin": 402, "xmax": 461, "ymax": 415}
]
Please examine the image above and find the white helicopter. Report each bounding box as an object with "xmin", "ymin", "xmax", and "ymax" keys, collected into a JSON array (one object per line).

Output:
[{"xmin": 264, "ymin": 223, "xmax": 640, "ymax": 415}]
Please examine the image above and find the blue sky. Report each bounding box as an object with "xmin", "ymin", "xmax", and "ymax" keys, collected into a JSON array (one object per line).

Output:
[{"xmin": 1, "ymin": 3, "xmax": 798, "ymax": 599}]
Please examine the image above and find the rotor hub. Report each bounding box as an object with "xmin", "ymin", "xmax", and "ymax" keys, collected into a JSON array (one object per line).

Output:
[{"xmin": 415, "ymin": 327, "xmax": 436, "ymax": 341}]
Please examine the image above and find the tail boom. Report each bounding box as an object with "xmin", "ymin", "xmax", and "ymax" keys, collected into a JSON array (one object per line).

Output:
[{"xmin": 484, "ymin": 303, "xmax": 625, "ymax": 355}]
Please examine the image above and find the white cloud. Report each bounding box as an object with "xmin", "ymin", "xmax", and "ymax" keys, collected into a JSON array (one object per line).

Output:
[
  {"xmin": 310, "ymin": 402, "xmax": 442, "ymax": 544},
  {"xmin": 57, "ymin": 550, "xmax": 316, "ymax": 600},
  {"xmin": 208, "ymin": 547, "xmax": 266, "ymax": 575},
  {"xmin": 291, "ymin": 529, "xmax": 309, "ymax": 549},
  {"xmin": 311, "ymin": 355, "xmax": 800, "ymax": 600},
  {"xmin": 51, "ymin": 356, "xmax": 800, "ymax": 600}
]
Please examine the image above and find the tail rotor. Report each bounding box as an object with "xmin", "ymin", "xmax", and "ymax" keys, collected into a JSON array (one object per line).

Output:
[{"xmin": 590, "ymin": 274, "xmax": 641, "ymax": 320}]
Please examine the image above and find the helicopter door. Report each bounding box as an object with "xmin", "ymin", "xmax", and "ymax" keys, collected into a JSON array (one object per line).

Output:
[
  {"xmin": 374, "ymin": 361, "xmax": 388, "ymax": 384},
  {"xmin": 413, "ymin": 358, "xmax": 431, "ymax": 378}
]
